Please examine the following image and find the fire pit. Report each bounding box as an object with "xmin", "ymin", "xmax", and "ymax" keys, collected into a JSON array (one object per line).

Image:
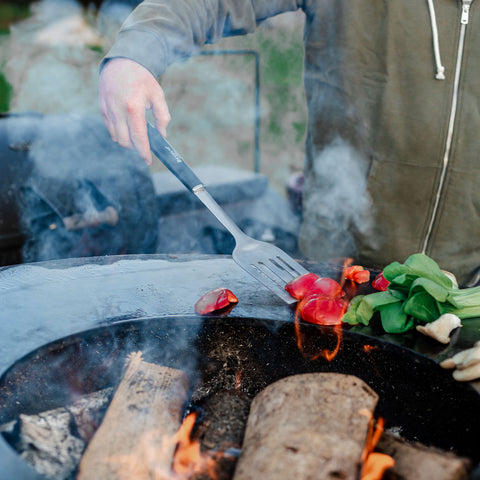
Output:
[{"xmin": 1, "ymin": 254, "xmax": 480, "ymax": 479}]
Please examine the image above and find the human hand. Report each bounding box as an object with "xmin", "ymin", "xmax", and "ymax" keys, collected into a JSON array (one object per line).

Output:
[{"xmin": 98, "ymin": 57, "xmax": 171, "ymax": 165}]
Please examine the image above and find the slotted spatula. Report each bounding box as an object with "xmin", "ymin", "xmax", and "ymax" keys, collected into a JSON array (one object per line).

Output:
[{"xmin": 147, "ymin": 123, "xmax": 309, "ymax": 303}]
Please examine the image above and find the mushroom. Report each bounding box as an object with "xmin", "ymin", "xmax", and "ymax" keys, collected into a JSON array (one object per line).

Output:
[
  {"xmin": 416, "ymin": 313, "xmax": 462, "ymax": 344},
  {"xmin": 440, "ymin": 341, "xmax": 480, "ymax": 382}
]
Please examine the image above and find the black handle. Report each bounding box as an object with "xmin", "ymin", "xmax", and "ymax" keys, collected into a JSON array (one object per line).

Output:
[{"xmin": 147, "ymin": 123, "xmax": 203, "ymax": 191}]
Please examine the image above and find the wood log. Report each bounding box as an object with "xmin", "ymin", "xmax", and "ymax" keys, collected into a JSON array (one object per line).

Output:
[
  {"xmin": 77, "ymin": 352, "xmax": 189, "ymax": 480},
  {"xmin": 0, "ymin": 388, "xmax": 112, "ymax": 480},
  {"xmin": 378, "ymin": 431, "xmax": 471, "ymax": 480},
  {"xmin": 192, "ymin": 390, "xmax": 251, "ymax": 480},
  {"xmin": 233, "ymin": 373, "xmax": 378, "ymax": 480}
]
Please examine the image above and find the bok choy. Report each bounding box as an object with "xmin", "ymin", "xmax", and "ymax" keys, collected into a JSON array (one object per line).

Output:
[{"xmin": 342, "ymin": 253, "xmax": 480, "ymax": 333}]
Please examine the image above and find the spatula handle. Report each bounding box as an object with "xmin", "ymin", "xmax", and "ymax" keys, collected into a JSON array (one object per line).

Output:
[{"xmin": 147, "ymin": 122, "xmax": 203, "ymax": 191}]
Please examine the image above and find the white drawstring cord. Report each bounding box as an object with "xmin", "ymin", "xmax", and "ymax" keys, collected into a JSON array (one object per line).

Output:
[{"xmin": 426, "ymin": 0, "xmax": 446, "ymax": 79}]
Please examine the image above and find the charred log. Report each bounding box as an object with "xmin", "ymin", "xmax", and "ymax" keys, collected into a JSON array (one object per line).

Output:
[
  {"xmin": 378, "ymin": 431, "xmax": 471, "ymax": 480},
  {"xmin": 232, "ymin": 373, "xmax": 379, "ymax": 480},
  {"xmin": 191, "ymin": 390, "xmax": 251, "ymax": 480}
]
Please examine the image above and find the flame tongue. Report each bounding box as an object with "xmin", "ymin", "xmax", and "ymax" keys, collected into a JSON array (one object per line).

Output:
[
  {"xmin": 171, "ymin": 412, "xmax": 219, "ymax": 479},
  {"xmin": 360, "ymin": 411, "xmax": 395, "ymax": 480}
]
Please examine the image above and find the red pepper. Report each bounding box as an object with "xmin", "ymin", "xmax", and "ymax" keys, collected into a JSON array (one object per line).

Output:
[
  {"xmin": 344, "ymin": 265, "xmax": 370, "ymax": 284},
  {"xmin": 286, "ymin": 273, "xmax": 345, "ymax": 300},
  {"xmin": 285, "ymin": 272, "xmax": 320, "ymax": 300},
  {"xmin": 372, "ymin": 272, "xmax": 390, "ymax": 291},
  {"xmin": 194, "ymin": 288, "xmax": 238, "ymax": 315},
  {"xmin": 298, "ymin": 294, "xmax": 348, "ymax": 325},
  {"xmin": 311, "ymin": 277, "xmax": 345, "ymax": 298}
]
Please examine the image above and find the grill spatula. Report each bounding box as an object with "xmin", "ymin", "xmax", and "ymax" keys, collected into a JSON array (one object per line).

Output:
[{"xmin": 147, "ymin": 123, "xmax": 309, "ymax": 304}]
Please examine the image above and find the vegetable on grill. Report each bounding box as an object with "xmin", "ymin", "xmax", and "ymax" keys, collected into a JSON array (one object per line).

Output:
[
  {"xmin": 286, "ymin": 273, "xmax": 347, "ymax": 325},
  {"xmin": 342, "ymin": 253, "xmax": 480, "ymax": 333},
  {"xmin": 195, "ymin": 288, "xmax": 238, "ymax": 315}
]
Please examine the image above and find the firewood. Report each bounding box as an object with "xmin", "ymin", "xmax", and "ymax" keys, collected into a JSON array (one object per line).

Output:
[
  {"xmin": 378, "ymin": 431, "xmax": 471, "ymax": 480},
  {"xmin": 192, "ymin": 390, "xmax": 251, "ymax": 480},
  {"xmin": 0, "ymin": 388, "xmax": 112, "ymax": 480},
  {"xmin": 77, "ymin": 352, "xmax": 189, "ymax": 480},
  {"xmin": 233, "ymin": 373, "xmax": 378, "ymax": 480}
]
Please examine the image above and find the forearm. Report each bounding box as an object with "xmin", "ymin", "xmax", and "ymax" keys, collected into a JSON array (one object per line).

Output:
[{"xmin": 103, "ymin": 0, "xmax": 304, "ymax": 77}]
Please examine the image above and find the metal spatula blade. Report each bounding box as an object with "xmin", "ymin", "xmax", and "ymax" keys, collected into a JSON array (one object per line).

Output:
[{"xmin": 147, "ymin": 123, "xmax": 309, "ymax": 304}]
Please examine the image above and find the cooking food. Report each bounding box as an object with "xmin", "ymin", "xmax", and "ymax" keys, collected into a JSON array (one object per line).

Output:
[
  {"xmin": 344, "ymin": 265, "xmax": 370, "ymax": 284},
  {"xmin": 342, "ymin": 253, "xmax": 480, "ymax": 333},
  {"xmin": 285, "ymin": 273, "xmax": 347, "ymax": 325},
  {"xmin": 371, "ymin": 272, "xmax": 389, "ymax": 291},
  {"xmin": 285, "ymin": 273, "xmax": 345, "ymax": 299},
  {"xmin": 194, "ymin": 288, "xmax": 239, "ymax": 315},
  {"xmin": 297, "ymin": 294, "xmax": 348, "ymax": 325}
]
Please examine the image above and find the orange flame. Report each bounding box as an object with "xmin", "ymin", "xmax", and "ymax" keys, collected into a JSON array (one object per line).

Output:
[
  {"xmin": 171, "ymin": 412, "xmax": 219, "ymax": 479},
  {"xmin": 359, "ymin": 410, "xmax": 395, "ymax": 480},
  {"xmin": 294, "ymin": 309, "xmax": 343, "ymax": 362},
  {"xmin": 339, "ymin": 257, "xmax": 354, "ymax": 289}
]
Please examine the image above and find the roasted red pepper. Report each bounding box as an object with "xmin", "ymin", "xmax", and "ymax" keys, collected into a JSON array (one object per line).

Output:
[
  {"xmin": 194, "ymin": 288, "xmax": 238, "ymax": 315},
  {"xmin": 372, "ymin": 271, "xmax": 390, "ymax": 291},
  {"xmin": 286, "ymin": 273, "xmax": 345, "ymax": 300},
  {"xmin": 298, "ymin": 294, "xmax": 348, "ymax": 325},
  {"xmin": 285, "ymin": 272, "xmax": 320, "ymax": 300},
  {"xmin": 286, "ymin": 273, "xmax": 348, "ymax": 325},
  {"xmin": 344, "ymin": 265, "xmax": 370, "ymax": 284},
  {"xmin": 311, "ymin": 277, "xmax": 345, "ymax": 298}
]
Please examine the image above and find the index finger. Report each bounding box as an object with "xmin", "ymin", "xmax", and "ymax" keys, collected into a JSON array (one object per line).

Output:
[{"xmin": 128, "ymin": 109, "xmax": 152, "ymax": 165}]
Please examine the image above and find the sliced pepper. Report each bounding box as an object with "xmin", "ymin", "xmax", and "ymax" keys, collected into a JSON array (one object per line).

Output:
[
  {"xmin": 345, "ymin": 265, "xmax": 370, "ymax": 284},
  {"xmin": 298, "ymin": 294, "xmax": 348, "ymax": 325},
  {"xmin": 195, "ymin": 288, "xmax": 238, "ymax": 315},
  {"xmin": 372, "ymin": 272, "xmax": 390, "ymax": 291},
  {"xmin": 285, "ymin": 272, "xmax": 320, "ymax": 300},
  {"xmin": 286, "ymin": 273, "xmax": 345, "ymax": 300}
]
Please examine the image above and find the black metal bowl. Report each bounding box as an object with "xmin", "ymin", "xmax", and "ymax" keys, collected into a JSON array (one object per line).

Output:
[{"xmin": 1, "ymin": 314, "xmax": 479, "ymax": 477}]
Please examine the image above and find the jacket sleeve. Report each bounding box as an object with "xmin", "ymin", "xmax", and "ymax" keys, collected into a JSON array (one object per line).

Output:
[{"xmin": 103, "ymin": 0, "xmax": 304, "ymax": 77}]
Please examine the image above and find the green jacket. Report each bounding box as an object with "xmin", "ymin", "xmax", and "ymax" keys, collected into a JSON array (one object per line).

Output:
[{"xmin": 105, "ymin": 0, "xmax": 480, "ymax": 284}]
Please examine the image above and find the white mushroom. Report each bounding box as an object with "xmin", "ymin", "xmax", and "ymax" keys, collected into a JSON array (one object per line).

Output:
[
  {"xmin": 416, "ymin": 313, "xmax": 462, "ymax": 344},
  {"xmin": 453, "ymin": 363, "xmax": 480, "ymax": 382},
  {"xmin": 440, "ymin": 341, "xmax": 480, "ymax": 382}
]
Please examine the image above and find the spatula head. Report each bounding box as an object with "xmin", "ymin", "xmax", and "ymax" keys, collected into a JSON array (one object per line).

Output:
[{"xmin": 232, "ymin": 239, "xmax": 310, "ymax": 304}]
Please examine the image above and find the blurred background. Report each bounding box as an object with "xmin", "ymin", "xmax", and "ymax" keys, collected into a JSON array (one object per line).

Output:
[
  {"xmin": 0, "ymin": 0, "xmax": 306, "ymax": 192},
  {"xmin": 0, "ymin": 0, "xmax": 307, "ymax": 264}
]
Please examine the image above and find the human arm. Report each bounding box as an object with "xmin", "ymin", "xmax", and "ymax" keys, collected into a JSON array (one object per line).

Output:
[{"xmin": 99, "ymin": 0, "xmax": 304, "ymax": 162}]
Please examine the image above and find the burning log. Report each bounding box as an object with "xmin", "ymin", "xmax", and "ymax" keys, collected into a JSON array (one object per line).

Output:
[
  {"xmin": 192, "ymin": 390, "xmax": 252, "ymax": 479},
  {"xmin": 77, "ymin": 352, "xmax": 189, "ymax": 480},
  {"xmin": 378, "ymin": 431, "xmax": 471, "ymax": 480},
  {"xmin": 233, "ymin": 373, "xmax": 379, "ymax": 480}
]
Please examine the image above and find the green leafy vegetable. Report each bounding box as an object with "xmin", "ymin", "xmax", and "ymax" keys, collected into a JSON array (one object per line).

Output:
[{"xmin": 342, "ymin": 253, "xmax": 480, "ymax": 333}]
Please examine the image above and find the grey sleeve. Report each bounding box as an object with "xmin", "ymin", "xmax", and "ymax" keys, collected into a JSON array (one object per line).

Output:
[{"xmin": 103, "ymin": 0, "xmax": 304, "ymax": 77}]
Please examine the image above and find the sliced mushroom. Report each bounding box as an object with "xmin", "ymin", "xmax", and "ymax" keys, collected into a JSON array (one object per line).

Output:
[
  {"xmin": 440, "ymin": 341, "xmax": 480, "ymax": 382},
  {"xmin": 452, "ymin": 363, "xmax": 480, "ymax": 382},
  {"xmin": 416, "ymin": 313, "xmax": 462, "ymax": 344}
]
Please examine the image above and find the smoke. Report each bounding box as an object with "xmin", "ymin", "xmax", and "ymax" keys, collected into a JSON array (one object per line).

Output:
[
  {"xmin": 1, "ymin": 0, "xmax": 137, "ymax": 115},
  {"xmin": 300, "ymin": 137, "xmax": 376, "ymax": 261}
]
